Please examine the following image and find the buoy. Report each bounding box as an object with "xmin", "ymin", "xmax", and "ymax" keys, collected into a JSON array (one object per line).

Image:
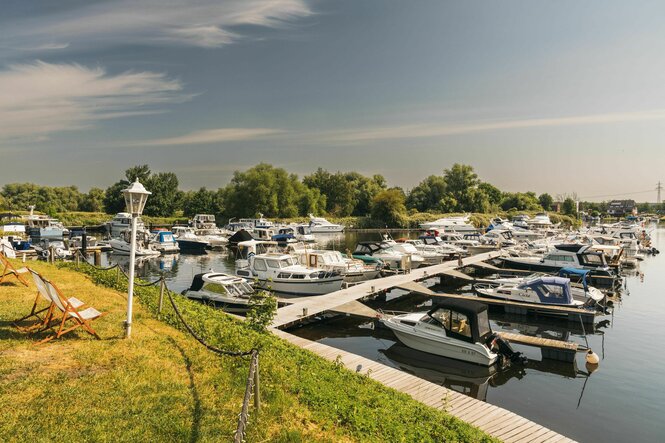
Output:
[{"xmin": 585, "ymin": 349, "xmax": 600, "ymax": 365}]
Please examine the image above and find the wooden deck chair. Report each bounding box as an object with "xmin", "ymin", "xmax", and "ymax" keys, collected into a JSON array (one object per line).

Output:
[
  {"xmin": 14, "ymin": 269, "xmax": 85, "ymax": 332},
  {"xmin": 0, "ymin": 251, "xmax": 29, "ymax": 286},
  {"xmin": 35, "ymin": 278, "xmax": 106, "ymax": 345}
]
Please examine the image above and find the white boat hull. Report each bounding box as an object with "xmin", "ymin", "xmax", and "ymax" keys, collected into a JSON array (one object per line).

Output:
[
  {"xmin": 389, "ymin": 328, "xmax": 497, "ymax": 366},
  {"xmin": 256, "ymin": 277, "xmax": 343, "ymax": 295}
]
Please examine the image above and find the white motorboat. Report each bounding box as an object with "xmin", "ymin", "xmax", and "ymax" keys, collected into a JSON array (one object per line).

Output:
[
  {"xmin": 527, "ymin": 212, "xmax": 553, "ymax": 229},
  {"xmin": 171, "ymin": 226, "xmax": 210, "ymax": 253},
  {"xmin": 107, "ymin": 212, "xmax": 146, "ymax": 238},
  {"xmin": 34, "ymin": 238, "xmax": 73, "ymax": 260},
  {"xmin": 420, "ymin": 215, "xmax": 477, "ymax": 233},
  {"xmin": 353, "ymin": 241, "xmax": 412, "ymax": 270},
  {"xmin": 308, "ymin": 214, "xmax": 344, "ymax": 233},
  {"xmin": 288, "ymin": 245, "xmax": 382, "ymax": 283},
  {"xmin": 474, "ymin": 276, "xmax": 604, "ymax": 308},
  {"xmin": 24, "ymin": 207, "xmax": 68, "ymax": 239},
  {"xmin": 401, "ymin": 239, "xmax": 461, "ymax": 260},
  {"xmin": 235, "ymin": 242, "xmax": 344, "ymax": 295},
  {"xmin": 149, "ymin": 231, "xmax": 180, "ymax": 253},
  {"xmin": 0, "ymin": 213, "xmax": 25, "ymax": 234},
  {"xmin": 109, "ymin": 229, "xmax": 160, "ymax": 256},
  {"xmin": 382, "ymin": 238, "xmax": 430, "ymax": 266},
  {"xmin": 182, "ymin": 272, "xmax": 255, "ymax": 313},
  {"xmin": 381, "ymin": 299, "xmax": 525, "ymax": 366},
  {"xmin": 189, "ymin": 214, "xmax": 229, "ymax": 248}
]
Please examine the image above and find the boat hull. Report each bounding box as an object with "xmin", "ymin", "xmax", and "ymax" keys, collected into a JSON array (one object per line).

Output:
[
  {"xmin": 387, "ymin": 327, "xmax": 497, "ymax": 366},
  {"xmin": 255, "ymin": 277, "xmax": 344, "ymax": 295},
  {"xmin": 176, "ymin": 239, "xmax": 209, "ymax": 253}
]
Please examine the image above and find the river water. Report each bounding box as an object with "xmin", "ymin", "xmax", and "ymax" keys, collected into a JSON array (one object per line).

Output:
[{"xmin": 99, "ymin": 229, "xmax": 665, "ymax": 442}]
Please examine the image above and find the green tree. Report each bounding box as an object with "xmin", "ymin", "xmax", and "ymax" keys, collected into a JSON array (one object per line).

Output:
[
  {"xmin": 370, "ymin": 189, "xmax": 407, "ymax": 227},
  {"xmin": 406, "ymin": 175, "xmax": 448, "ymax": 212},
  {"xmin": 538, "ymin": 193, "xmax": 553, "ymax": 211},
  {"xmin": 443, "ymin": 164, "xmax": 480, "ymax": 212},
  {"xmin": 562, "ymin": 198, "xmax": 577, "ymax": 216},
  {"xmin": 143, "ymin": 172, "xmax": 182, "ymax": 217},
  {"xmin": 125, "ymin": 165, "xmax": 151, "ymax": 183},
  {"xmin": 79, "ymin": 188, "xmax": 106, "ymax": 212},
  {"xmin": 224, "ymin": 163, "xmax": 324, "ymax": 218},
  {"xmin": 182, "ymin": 187, "xmax": 216, "ymax": 216},
  {"xmin": 500, "ymin": 192, "xmax": 542, "ymax": 211},
  {"xmin": 478, "ymin": 182, "xmax": 503, "ymax": 207}
]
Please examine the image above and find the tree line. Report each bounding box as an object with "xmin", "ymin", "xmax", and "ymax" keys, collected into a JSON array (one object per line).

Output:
[{"xmin": 0, "ymin": 162, "xmax": 648, "ymax": 222}]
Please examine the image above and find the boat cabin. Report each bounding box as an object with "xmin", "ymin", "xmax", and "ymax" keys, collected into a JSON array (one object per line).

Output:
[
  {"xmin": 353, "ymin": 241, "xmax": 393, "ymax": 255},
  {"xmin": 425, "ymin": 299, "xmax": 493, "ymax": 344},
  {"xmin": 515, "ymin": 277, "xmax": 574, "ymax": 305}
]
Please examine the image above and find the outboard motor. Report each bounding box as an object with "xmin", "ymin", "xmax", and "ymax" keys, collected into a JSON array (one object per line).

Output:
[{"xmin": 488, "ymin": 333, "xmax": 528, "ymax": 365}]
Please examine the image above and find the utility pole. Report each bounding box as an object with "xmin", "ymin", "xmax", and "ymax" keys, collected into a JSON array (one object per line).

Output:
[{"xmin": 657, "ymin": 181, "xmax": 663, "ymax": 205}]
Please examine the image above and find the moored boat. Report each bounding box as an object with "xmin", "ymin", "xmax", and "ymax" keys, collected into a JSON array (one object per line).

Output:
[{"xmin": 380, "ymin": 299, "xmax": 525, "ymax": 366}]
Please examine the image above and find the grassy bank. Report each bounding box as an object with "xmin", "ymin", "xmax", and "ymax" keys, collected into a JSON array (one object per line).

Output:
[{"xmin": 0, "ymin": 260, "xmax": 495, "ymax": 442}]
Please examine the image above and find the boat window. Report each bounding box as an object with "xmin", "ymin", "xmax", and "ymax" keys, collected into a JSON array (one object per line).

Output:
[
  {"xmin": 430, "ymin": 309, "xmax": 451, "ymax": 329},
  {"xmin": 202, "ymin": 282, "xmax": 228, "ymax": 295},
  {"xmin": 280, "ymin": 258, "xmax": 296, "ymax": 267},
  {"xmin": 477, "ymin": 310, "xmax": 491, "ymax": 338},
  {"xmin": 581, "ymin": 254, "xmax": 603, "ymax": 265},
  {"xmin": 267, "ymin": 260, "xmax": 281, "ymax": 269},
  {"xmin": 277, "ymin": 273, "xmax": 292, "ymax": 279},
  {"xmin": 450, "ymin": 311, "xmax": 472, "ymax": 338},
  {"xmin": 541, "ymin": 284, "xmax": 565, "ymax": 299},
  {"xmin": 254, "ymin": 259, "xmax": 267, "ymax": 271}
]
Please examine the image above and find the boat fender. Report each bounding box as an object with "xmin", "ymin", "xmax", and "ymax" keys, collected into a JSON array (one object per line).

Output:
[{"xmin": 585, "ymin": 349, "xmax": 600, "ymax": 365}]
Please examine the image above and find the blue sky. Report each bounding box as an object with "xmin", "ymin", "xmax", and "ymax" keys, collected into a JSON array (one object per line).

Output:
[{"xmin": 1, "ymin": 0, "xmax": 664, "ymax": 201}]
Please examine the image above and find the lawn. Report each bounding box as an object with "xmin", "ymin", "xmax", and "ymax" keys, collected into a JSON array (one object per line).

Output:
[{"xmin": 0, "ymin": 259, "xmax": 495, "ymax": 442}]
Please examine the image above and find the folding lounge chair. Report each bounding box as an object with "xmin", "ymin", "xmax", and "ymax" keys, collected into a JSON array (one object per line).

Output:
[
  {"xmin": 0, "ymin": 251, "xmax": 29, "ymax": 286},
  {"xmin": 14, "ymin": 269, "xmax": 85, "ymax": 332},
  {"xmin": 35, "ymin": 278, "xmax": 106, "ymax": 345}
]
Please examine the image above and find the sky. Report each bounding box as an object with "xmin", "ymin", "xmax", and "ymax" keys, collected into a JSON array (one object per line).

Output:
[{"xmin": 1, "ymin": 0, "xmax": 664, "ymax": 201}]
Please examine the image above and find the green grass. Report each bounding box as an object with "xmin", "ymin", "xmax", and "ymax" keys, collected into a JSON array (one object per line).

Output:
[{"xmin": 0, "ymin": 260, "xmax": 496, "ymax": 442}]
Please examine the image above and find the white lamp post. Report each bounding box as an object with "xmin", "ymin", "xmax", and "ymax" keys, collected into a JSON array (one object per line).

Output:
[{"xmin": 122, "ymin": 179, "xmax": 151, "ymax": 338}]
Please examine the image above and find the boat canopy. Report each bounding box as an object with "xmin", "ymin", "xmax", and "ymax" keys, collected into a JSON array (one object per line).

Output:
[
  {"xmin": 558, "ymin": 267, "xmax": 589, "ymax": 291},
  {"xmin": 519, "ymin": 277, "xmax": 573, "ymax": 305},
  {"xmin": 427, "ymin": 299, "xmax": 492, "ymax": 344}
]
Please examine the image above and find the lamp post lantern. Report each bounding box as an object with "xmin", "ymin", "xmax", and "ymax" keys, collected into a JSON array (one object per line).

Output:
[{"xmin": 122, "ymin": 179, "xmax": 151, "ymax": 338}]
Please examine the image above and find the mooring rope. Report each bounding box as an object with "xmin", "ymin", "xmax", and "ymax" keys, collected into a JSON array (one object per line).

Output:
[{"xmin": 166, "ymin": 287, "xmax": 255, "ymax": 357}]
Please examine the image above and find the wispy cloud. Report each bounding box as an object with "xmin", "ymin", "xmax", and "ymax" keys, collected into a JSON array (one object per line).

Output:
[
  {"xmin": 312, "ymin": 110, "xmax": 665, "ymax": 144},
  {"xmin": 4, "ymin": 0, "xmax": 312, "ymax": 52},
  {"xmin": 132, "ymin": 128, "xmax": 285, "ymax": 146},
  {"xmin": 0, "ymin": 61, "xmax": 189, "ymax": 141}
]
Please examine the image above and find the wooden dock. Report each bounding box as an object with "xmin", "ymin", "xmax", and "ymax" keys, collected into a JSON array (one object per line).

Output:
[
  {"xmin": 271, "ymin": 251, "xmax": 504, "ymax": 329},
  {"xmin": 274, "ymin": 329, "xmax": 576, "ymax": 443}
]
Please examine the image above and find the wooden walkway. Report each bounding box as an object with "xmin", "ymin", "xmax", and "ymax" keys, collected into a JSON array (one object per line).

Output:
[
  {"xmin": 274, "ymin": 330, "xmax": 576, "ymax": 443},
  {"xmin": 271, "ymin": 251, "xmax": 504, "ymax": 328}
]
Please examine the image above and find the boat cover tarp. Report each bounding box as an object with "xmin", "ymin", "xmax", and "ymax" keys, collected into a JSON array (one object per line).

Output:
[
  {"xmin": 558, "ymin": 267, "xmax": 589, "ymax": 291},
  {"xmin": 228, "ymin": 229, "xmax": 254, "ymax": 246},
  {"xmin": 521, "ymin": 276, "xmax": 573, "ymax": 305}
]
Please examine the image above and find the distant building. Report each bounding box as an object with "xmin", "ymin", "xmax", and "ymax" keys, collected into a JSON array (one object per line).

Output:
[
  {"xmin": 607, "ymin": 200, "xmax": 637, "ymax": 216},
  {"xmin": 551, "ymin": 201, "xmax": 562, "ymax": 213}
]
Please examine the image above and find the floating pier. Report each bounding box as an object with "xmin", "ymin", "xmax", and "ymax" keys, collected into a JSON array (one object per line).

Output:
[
  {"xmin": 271, "ymin": 251, "xmax": 504, "ymax": 329},
  {"xmin": 274, "ymin": 329, "xmax": 576, "ymax": 443}
]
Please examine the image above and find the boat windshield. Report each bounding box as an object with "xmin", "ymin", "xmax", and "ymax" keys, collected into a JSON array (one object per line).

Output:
[
  {"xmin": 476, "ymin": 310, "xmax": 491, "ymax": 338},
  {"xmin": 280, "ymin": 257, "xmax": 297, "ymax": 267}
]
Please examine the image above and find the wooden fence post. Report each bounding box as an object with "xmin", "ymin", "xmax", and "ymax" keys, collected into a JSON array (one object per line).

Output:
[
  {"xmin": 253, "ymin": 352, "xmax": 261, "ymax": 412},
  {"xmin": 158, "ymin": 277, "xmax": 165, "ymax": 315}
]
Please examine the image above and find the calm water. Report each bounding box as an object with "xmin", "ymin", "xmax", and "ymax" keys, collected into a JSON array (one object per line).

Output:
[{"xmin": 97, "ymin": 229, "xmax": 665, "ymax": 442}]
